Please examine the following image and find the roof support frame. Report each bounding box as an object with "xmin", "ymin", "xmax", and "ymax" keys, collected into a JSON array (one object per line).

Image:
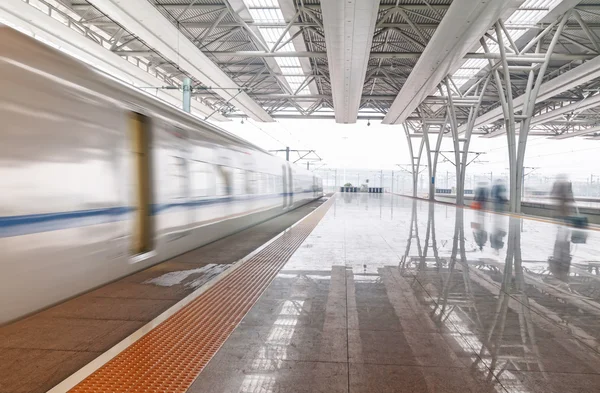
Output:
[
  {"xmin": 85, "ymin": 0, "xmax": 273, "ymax": 121},
  {"xmin": 382, "ymin": 0, "xmax": 525, "ymax": 125},
  {"xmin": 0, "ymin": 0, "xmax": 227, "ymax": 120}
]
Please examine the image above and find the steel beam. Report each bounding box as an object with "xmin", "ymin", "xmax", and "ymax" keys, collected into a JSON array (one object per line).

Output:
[
  {"xmin": 321, "ymin": 0, "xmax": 379, "ymax": 123},
  {"xmin": 112, "ymin": 50, "xmax": 597, "ymax": 61},
  {"xmin": 0, "ymin": 0, "xmax": 227, "ymax": 121},
  {"xmin": 460, "ymin": 53, "xmax": 600, "ymax": 134},
  {"xmin": 548, "ymin": 125, "xmax": 600, "ymax": 139},
  {"xmin": 71, "ymin": 3, "xmax": 451, "ymax": 11},
  {"xmin": 86, "ymin": 21, "xmax": 446, "ymax": 29},
  {"xmin": 86, "ymin": 0, "xmax": 273, "ymax": 122},
  {"xmin": 531, "ymin": 94, "xmax": 600, "ymax": 125},
  {"xmin": 382, "ymin": 0, "xmax": 525, "ymax": 125}
]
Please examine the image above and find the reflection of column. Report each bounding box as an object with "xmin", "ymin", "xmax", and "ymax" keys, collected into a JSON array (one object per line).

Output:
[
  {"xmin": 432, "ymin": 208, "xmax": 486, "ymax": 333},
  {"xmin": 400, "ymin": 200, "xmax": 422, "ymax": 272},
  {"xmin": 401, "ymin": 200, "xmax": 442, "ymax": 277},
  {"xmin": 434, "ymin": 208, "xmax": 463, "ymax": 321},
  {"xmin": 479, "ymin": 216, "xmax": 546, "ymax": 379},
  {"xmin": 423, "ymin": 202, "xmax": 440, "ymax": 268}
]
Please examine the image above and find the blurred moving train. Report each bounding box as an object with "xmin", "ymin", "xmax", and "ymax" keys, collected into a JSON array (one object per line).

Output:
[{"xmin": 0, "ymin": 28, "xmax": 323, "ymax": 324}]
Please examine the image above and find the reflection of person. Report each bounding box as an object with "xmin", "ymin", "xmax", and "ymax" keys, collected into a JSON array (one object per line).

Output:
[
  {"xmin": 551, "ymin": 174, "xmax": 574, "ymax": 218},
  {"xmin": 473, "ymin": 225, "xmax": 488, "ymax": 251},
  {"xmin": 490, "ymin": 215, "xmax": 507, "ymax": 253},
  {"xmin": 548, "ymin": 226, "xmax": 572, "ymax": 282},
  {"xmin": 490, "ymin": 180, "xmax": 507, "ymax": 212}
]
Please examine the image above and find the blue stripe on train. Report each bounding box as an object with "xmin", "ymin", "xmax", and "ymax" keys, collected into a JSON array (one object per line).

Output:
[{"xmin": 0, "ymin": 191, "xmax": 318, "ymax": 238}]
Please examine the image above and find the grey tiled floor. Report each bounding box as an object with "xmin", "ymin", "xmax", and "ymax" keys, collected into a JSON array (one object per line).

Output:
[{"xmin": 189, "ymin": 193, "xmax": 600, "ymax": 393}]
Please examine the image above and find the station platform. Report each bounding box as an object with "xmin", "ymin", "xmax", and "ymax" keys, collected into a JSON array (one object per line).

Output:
[
  {"xmin": 0, "ymin": 198, "xmax": 326, "ymax": 393},
  {"xmin": 5, "ymin": 193, "xmax": 600, "ymax": 393}
]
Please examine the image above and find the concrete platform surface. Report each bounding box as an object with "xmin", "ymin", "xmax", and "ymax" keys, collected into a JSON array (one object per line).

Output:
[{"xmin": 189, "ymin": 193, "xmax": 600, "ymax": 393}]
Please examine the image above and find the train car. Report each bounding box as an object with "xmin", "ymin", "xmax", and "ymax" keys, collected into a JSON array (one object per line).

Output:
[{"xmin": 0, "ymin": 27, "xmax": 323, "ymax": 324}]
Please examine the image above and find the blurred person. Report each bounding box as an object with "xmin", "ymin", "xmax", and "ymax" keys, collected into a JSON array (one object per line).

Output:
[
  {"xmin": 473, "ymin": 182, "xmax": 489, "ymax": 210},
  {"xmin": 550, "ymin": 174, "xmax": 574, "ymax": 219},
  {"xmin": 472, "ymin": 183, "xmax": 488, "ymax": 250},
  {"xmin": 490, "ymin": 179, "xmax": 508, "ymax": 212}
]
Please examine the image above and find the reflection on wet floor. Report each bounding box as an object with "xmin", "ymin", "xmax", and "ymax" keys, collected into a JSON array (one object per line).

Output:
[{"xmin": 189, "ymin": 194, "xmax": 600, "ymax": 393}]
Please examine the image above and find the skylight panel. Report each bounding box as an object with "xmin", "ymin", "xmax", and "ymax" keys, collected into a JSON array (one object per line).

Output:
[{"xmin": 243, "ymin": 0, "xmax": 309, "ymax": 95}]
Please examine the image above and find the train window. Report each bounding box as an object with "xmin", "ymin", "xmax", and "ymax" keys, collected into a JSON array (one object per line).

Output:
[
  {"xmin": 215, "ymin": 165, "xmax": 231, "ymax": 196},
  {"xmin": 246, "ymin": 171, "xmax": 258, "ymax": 194},
  {"xmin": 269, "ymin": 174, "xmax": 275, "ymax": 194},
  {"xmin": 255, "ymin": 172, "xmax": 262, "ymax": 195},
  {"xmin": 260, "ymin": 173, "xmax": 267, "ymax": 194},
  {"xmin": 168, "ymin": 156, "xmax": 188, "ymax": 200},
  {"xmin": 233, "ymin": 168, "xmax": 245, "ymax": 195},
  {"xmin": 190, "ymin": 161, "xmax": 213, "ymax": 197}
]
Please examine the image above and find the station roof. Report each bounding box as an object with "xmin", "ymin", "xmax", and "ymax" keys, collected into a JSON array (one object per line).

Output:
[{"xmin": 4, "ymin": 0, "xmax": 600, "ymax": 139}]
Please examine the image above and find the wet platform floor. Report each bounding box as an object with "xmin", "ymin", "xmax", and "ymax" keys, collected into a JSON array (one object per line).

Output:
[{"xmin": 190, "ymin": 193, "xmax": 600, "ymax": 393}]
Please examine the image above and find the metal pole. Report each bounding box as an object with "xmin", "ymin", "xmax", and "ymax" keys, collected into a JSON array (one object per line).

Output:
[
  {"xmin": 458, "ymin": 76, "xmax": 491, "ymax": 205},
  {"xmin": 285, "ymin": 146, "xmax": 290, "ymax": 161},
  {"xmin": 422, "ymin": 123, "xmax": 434, "ymax": 200},
  {"xmin": 183, "ymin": 77, "xmax": 192, "ymax": 113},
  {"xmin": 307, "ymin": 161, "xmax": 309, "ymax": 170},
  {"xmin": 431, "ymin": 120, "xmax": 446, "ymax": 201},
  {"xmin": 445, "ymin": 78, "xmax": 463, "ymax": 206},
  {"xmin": 482, "ymin": 35, "xmax": 516, "ymax": 212}
]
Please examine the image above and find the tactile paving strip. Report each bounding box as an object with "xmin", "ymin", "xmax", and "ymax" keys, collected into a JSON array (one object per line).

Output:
[{"xmin": 69, "ymin": 197, "xmax": 333, "ymax": 393}]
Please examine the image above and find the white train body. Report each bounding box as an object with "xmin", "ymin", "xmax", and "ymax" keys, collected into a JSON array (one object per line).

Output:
[{"xmin": 0, "ymin": 28, "xmax": 322, "ymax": 324}]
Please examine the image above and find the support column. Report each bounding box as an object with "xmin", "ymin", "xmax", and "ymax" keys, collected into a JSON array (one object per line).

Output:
[
  {"xmin": 514, "ymin": 13, "xmax": 570, "ymax": 211},
  {"xmin": 403, "ymin": 122, "xmax": 426, "ymax": 198},
  {"xmin": 430, "ymin": 122, "xmax": 446, "ymax": 201},
  {"xmin": 445, "ymin": 79, "xmax": 465, "ymax": 206},
  {"xmin": 422, "ymin": 123, "xmax": 434, "ymax": 200},
  {"xmin": 458, "ymin": 76, "xmax": 492, "ymax": 205},
  {"xmin": 481, "ymin": 13, "xmax": 571, "ymax": 212}
]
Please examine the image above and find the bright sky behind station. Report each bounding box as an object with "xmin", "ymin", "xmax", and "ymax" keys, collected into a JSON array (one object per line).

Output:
[{"xmin": 220, "ymin": 119, "xmax": 600, "ymax": 181}]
